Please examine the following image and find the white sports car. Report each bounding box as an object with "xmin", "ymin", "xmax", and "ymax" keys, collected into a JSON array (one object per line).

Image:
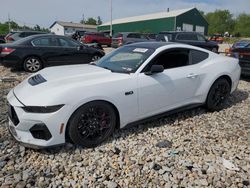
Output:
[{"xmin": 7, "ymin": 42, "xmax": 241, "ymax": 148}]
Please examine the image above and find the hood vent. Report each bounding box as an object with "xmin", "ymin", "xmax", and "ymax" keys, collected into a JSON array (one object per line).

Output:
[{"xmin": 28, "ymin": 74, "xmax": 47, "ymax": 86}]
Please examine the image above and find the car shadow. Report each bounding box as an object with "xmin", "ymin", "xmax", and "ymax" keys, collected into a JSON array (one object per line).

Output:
[
  {"xmin": 40, "ymin": 88, "xmax": 249, "ymax": 154},
  {"xmin": 241, "ymin": 75, "xmax": 250, "ymax": 82}
]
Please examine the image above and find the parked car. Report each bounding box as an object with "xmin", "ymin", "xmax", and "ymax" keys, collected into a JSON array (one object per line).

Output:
[
  {"xmin": 0, "ymin": 35, "xmax": 6, "ymax": 43},
  {"xmin": 227, "ymin": 40, "xmax": 250, "ymax": 76},
  {"xmin": 7, "ymin": 42, "xmax": 240, "ymax": 148},
  {"xmin": 208, "ymin": 34, "xmax": 224, "ymax": 44},
  {"xmin": 71, "ymin": 30, "xmax": 86, "ymax": 41},
  {"xmin": 111, "ymin": 32, "xmax": 150, "ymax": 48},
  {"xmin": 156, "ymin": 31, "xmax": 219, "ymax": 52},
  {"xmin": 4, "ymin": 31, "xmax": 48, "ymax": 43},
  {"xmin": 81, "ymin": 32, "xmax": 112, "ymax": 46},
  {"xmin": 0, "ymin": 34, "xmax": 105, "ymax": 72}
]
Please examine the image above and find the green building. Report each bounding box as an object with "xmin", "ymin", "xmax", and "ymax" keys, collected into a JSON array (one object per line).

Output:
[{"xmin": 97, "ymin": 7, "xmax": 208, "ymax": 35}]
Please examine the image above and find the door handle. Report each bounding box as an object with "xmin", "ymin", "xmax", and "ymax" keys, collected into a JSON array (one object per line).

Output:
[{"xmin": 187, "ymin": 73, "xmax": 198, "ymax": 79}]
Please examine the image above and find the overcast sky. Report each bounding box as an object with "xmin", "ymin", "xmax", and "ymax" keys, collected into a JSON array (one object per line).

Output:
[{"xmin": 1, "ymin": 0, "xmax": 250, "ymax": 28}]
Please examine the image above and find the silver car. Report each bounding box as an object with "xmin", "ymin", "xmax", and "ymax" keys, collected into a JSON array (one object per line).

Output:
[{"xmin": 111, "ymin": 32, "xmax": 150, "ymax": 48}]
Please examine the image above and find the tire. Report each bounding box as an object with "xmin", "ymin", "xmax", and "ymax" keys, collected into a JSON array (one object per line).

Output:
[
  {"xmin": 212, "ymin": 48, "xmax": 218, "ymax": 53},
  {"xmin": 67, "ymin": 101, "xmax": 116, "ymax": 148},
  {"xmin": 206, "ymin": 78, "xmax": 231, "ymax": 112},
  {"xmin": 23, "ymin": 56, "xmax": 42, "ymax": 72},
  {"xmin": 91, "ymin": 54, "xmax": 102, "ymax": 62}
]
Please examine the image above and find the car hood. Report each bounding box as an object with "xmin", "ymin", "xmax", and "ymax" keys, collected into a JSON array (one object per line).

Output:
[{"xmin": 13, "ymin": 64, "xmax": 128, "ymax": 106}]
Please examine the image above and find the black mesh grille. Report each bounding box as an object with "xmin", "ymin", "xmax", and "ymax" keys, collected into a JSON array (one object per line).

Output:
[
  {"xmin": 8, "ymin": 104, "xmax": 20, "ymax": 126},
  {"xmin": 28, "ymin": 74, "xmax": 47, "ymax": 86}
]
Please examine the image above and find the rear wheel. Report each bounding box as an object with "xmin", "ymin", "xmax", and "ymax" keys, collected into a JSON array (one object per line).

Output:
[
  {"xmin": 206, "ymin": 78, "xmax": 231, "ymax": 111},
  {"xmin": 23, "ymin": 56, "xmax": 42, "ymax": 72},
  {"xmin": 212, "ymin": 48, "xmax": 218, "ymax": 53},
  {"xmin": 68, "ymin": 101, "xmax": 116, "ymax": 148}
]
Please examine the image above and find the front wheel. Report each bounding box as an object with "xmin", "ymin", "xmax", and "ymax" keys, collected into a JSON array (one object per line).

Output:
[
  {"xmin": 23, "ymin": 56, "xmax": 42, "ymax": 72},
  {"xmin": 91, "ymin": 54, "xmax": 102, "ymax": 62},
  {"xmin": 206, "ymin": 78, "xmax": 231, "ymax": 112},
  {"xmin": 67, "ymin": 101, "xmax": 116, "ymax": 148}
]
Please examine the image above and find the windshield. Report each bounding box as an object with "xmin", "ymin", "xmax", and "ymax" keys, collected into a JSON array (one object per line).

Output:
[{"xmin": 96, "ymin": 46, "xmax": 154, "ymax": 73}]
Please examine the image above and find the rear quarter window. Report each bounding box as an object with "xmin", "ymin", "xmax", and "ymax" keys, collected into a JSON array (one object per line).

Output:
[{"xmin": 190, "ymin": 50, "xmax": 209, "ymax": 64}]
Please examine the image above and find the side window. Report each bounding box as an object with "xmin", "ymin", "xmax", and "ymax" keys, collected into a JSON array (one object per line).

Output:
[
  {"xmin": 32, "ymin": 38, "xmax": 50, "ymax": 46},
  {"xmin": 189, "ymin": 34, "xmax": 198, "ymax": 41},
  {"xmin": 190, "ymin": 50, "xmax": 209, "ymax": 64},
  {"xmin": 176, "ymin": 34, "xmax": 197, "ymax": 41},
  {"xmin": 176, "ymin": 34, "xmax": 188, "ymax": 40},
  {"xmin": 146, "ymin": 49, "xmax": 190, "ymax": 71},
  {"xmin": 58, "ymin": 38, "xmax": 79, "ymax": 47},
  {"xmin": 127, "ymin": 33, "xmax": 136, "ymax": 38},
  {"xmin": 19, "ymin": 32, "xmax": 26, "ymax": 38},
  {"xmin": 197, "ymin": 34, "xmax": 206, "ymax": 42}
]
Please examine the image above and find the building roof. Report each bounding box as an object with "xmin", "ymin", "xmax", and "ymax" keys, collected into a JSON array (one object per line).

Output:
[
  {"xmin": 101, "ymin": 7, "xmax": 195, "ymax": 26},
  {"xmin": 50, "ymin": 21, "xmax": 97, "ymax": 29}
]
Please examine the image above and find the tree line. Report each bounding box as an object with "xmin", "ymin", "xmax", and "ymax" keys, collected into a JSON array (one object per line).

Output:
[
  {"xmin": 201, "ymin": 10, "xmax": 250, "ymax": 37},
  {"xmin": 1, "ymin": 10, "xmax": 250, "ymax": 37},
  {"xmin": 0, "ymin": 21, "xmax": 49, "ymax": 35}
]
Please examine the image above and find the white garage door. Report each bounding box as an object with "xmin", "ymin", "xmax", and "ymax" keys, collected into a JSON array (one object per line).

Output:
[
  {"xmin": 182, "ymin": 23, "xmax": 193, "ymax": 32},
  {"xmin": 196, "ymin": 26, "xmax": 205, "ymax": 34}
]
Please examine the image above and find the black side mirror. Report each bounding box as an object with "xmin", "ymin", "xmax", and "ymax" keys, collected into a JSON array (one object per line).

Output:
[
  {"xmin": 145, "ymin": 65, "xmax": 164, "ymax": 75},
  {"xmin": 77, "ymin": 45, "xmax": 85, "ymax": 50}
]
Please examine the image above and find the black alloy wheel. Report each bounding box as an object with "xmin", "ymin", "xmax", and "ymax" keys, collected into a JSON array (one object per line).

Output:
[
  {"xmin": 206, "ymin": 78, "xmax": 231, "ymax": 111},
  {"xmin": 68, "ymin": 101, "xmax": 116, "ymax": 147}
]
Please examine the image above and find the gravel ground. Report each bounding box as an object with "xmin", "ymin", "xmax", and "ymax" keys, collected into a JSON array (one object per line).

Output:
[{"xmin": 0, "ymin": 64, "xmax": 250, "ymax": 188}]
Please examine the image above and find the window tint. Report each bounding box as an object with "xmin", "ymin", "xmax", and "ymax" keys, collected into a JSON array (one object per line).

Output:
[
  {"xmin": 176, "ymin": 33, "xmax": 197, "ymax": 41},
  {"xmin": 148, "ymin": 49, "xmax": 190, "ymax": 70},
  {"xmin": 127, "ymin": 33, "xmax": 140, "ymax": 38},
  {"xmin": 113, "ymin": 33, "xmax": 123, "ymax": 38},
  {"xmin": 32, "ymin": 38, "xmax": 50, "ymax": 46},
  {"xmin": 19, "ymin": 32, "xmax": 26, "ymax": 37},
  {"xmin": 197, "ymin": 34, "xmax": 206, "ymax": 41},
  {"xmin": 190, "ymin": 50, "xmax": 209, "ymax": 64},
  {"xmin": 58, "ymin": 38, "xmax": 79, "ymax": 47}
]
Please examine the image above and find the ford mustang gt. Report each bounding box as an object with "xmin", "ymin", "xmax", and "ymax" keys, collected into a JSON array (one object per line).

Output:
[{"xmin": 7, "ymin": 42, "xmax": 241, "ymax": 148}]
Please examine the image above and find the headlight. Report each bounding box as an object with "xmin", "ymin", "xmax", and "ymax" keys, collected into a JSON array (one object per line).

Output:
[{"xmin": 22, "ymin": 105, "xmax": 64, "ymax": 113}]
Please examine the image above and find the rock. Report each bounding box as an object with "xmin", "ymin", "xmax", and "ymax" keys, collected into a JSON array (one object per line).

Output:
[
  {"xmin": 156, "ymin": 140, "xmax": 173, "ymax": 148},
  {"xmin": 153, "ymin": 163, "xmax": 162, "ymax": 171},
  {"xmin": 15, "ymin": 181, "xmax": 26, "ymax": 188},
  {"xmin": 222, "ymin": 158, "xmax": 240, "ymax": 171},
  {"xmin": 105, "ymin": 181, "xmax": 118, "ymax": 188},
  {"xmin": 242, "ymin": 180, "xmax": 249, "ymax": 186}
]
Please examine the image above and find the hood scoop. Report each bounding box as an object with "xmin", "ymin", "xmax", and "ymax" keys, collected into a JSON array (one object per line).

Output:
[{"xmin": 28, "ymin": 74, "xmax": 47, "ymax": 86}]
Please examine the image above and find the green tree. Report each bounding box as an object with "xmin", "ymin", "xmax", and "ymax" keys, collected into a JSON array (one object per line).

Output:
[
  {"xmin": 84, "ymin": 17, "xmax": 97, "ymax": 25},
  {"xmin": 205, "ymin": 10, "xmax": 235, "ymax": 35},
  {"xmin": 234, "ymin": 13, "xmax": 250, "ymax": 37}
]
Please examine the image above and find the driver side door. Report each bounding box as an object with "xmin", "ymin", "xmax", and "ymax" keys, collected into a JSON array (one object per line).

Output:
[{"xmin": 137, "ymin": 48, "xmax": 202, "ymax": 118}]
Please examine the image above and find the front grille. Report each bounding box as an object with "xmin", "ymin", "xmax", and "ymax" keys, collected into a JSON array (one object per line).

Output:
[
  {"xmin": 28, "ymin": 74, "xmax": 47, "ymax": 86},
  {"xmin": 8, "ymin": 104, "xmax": 20, "ymax": 126}
]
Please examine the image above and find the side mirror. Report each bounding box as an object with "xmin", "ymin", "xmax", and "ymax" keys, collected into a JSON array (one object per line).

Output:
[
  {"xmin": 77, "ymin": 45, "xmax": 85, "ymax": 50},
  {"xmin": 145, "ymin": 65, "xmax": 164, "ymax": 75}
]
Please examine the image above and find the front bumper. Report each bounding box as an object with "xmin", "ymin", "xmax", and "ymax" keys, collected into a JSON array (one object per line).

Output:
[{"xmin": 7, "ymin": 89, "xmax": 70, "ymax": 148}]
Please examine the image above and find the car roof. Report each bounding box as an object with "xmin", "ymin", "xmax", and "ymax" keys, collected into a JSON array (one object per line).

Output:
[
  {"xmin": 126, "ymin": 42, "xmax": 173, "ymax": 49},
  {"xmin": 159, "ymin": 31, "xmax": 201, "ymax": 34}
]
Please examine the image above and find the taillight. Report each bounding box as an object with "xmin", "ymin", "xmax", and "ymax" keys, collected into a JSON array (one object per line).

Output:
[
  {"xmin": 0, "ymin": 47, "xmax": 15, "ymax": 56},
  {"xmin": 225, "ymin": 48, "xmax": 232, "ymax": 56},
  {"xmin": 5, "ymin": 37, "xmax": 14, "ymax": 43},
  {"xmin": 118, "ymin": 37, "xmax": 123, "ymax": 46}
]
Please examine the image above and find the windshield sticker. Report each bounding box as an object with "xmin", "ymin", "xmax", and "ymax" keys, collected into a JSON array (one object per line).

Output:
[{"xmin": 133, "ymin": 48, "xmax": 148, "ymax": 53}]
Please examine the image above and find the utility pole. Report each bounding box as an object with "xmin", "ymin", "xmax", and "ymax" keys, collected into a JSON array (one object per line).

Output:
[
  {"xmin": 82, "ymin": 13, "xmax": 85, "ymax": 30},
  {"xmin": 110, "ymin": 0, "xmax": 113, "ymax": 37},
  {"xmin": 8, "ymin": 13, "xmax": 11, "ymax": 32}
]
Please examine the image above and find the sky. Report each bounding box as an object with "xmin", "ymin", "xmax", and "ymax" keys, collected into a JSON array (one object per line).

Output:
[{"xmin": 0, "ymin": 0, "xmax": 250, "ymax": 28}]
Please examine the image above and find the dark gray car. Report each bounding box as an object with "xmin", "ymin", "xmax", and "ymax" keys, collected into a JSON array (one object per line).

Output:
[
  {"xmin": 5, "ymin": 31, "xmax": 48, "ymax": 43},
  {"xmin": 112, "ymin": 32, "xmax": 150, "ymax": 48}
]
